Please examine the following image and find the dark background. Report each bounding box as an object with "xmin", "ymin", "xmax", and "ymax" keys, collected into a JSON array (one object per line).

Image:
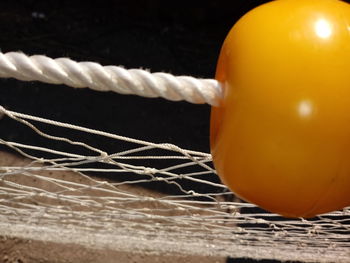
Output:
[
  {"xmin": 1, "ymin": 1, "xmax": 342, "ymax": 262},
  {"xmin": 0, "ymin": 0, "xmax": 274, "ymax": 154}
]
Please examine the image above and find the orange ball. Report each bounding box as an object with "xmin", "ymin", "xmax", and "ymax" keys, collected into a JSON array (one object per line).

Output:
[{"xmin": 211, "ymin": 0, "xmax": 350, "ymax": 218}]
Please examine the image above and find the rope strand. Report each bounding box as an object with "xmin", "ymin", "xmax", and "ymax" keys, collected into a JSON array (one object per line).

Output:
[{"xmin": 0, "ymin": 52, "xmax": 222, "ymax": 106}]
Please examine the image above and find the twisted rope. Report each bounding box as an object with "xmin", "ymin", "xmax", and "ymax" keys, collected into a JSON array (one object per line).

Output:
[{"xmin": 0, "ymin": 52, "xmax": 222, "ymax": 106}]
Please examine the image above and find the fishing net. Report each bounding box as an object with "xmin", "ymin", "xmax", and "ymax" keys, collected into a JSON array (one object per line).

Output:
[{"xmin": 0, "ymin": 105, "xmax": 349, "ymax": 263}]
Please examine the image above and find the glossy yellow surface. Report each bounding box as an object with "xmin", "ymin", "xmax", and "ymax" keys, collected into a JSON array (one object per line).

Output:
[{"xmin": 211, "ymin": 0, "xmax": 350, "ymax": 218}]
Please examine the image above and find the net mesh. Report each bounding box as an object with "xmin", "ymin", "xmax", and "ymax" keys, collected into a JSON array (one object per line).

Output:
[{"xmin": 0, "ymin": 106, "xmax": 349, "ymax": 263}]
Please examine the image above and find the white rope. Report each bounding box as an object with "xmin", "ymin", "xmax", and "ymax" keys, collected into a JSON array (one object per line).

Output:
[{"xmin": 0, "ymin": 52, "xmax": 222, "ymax": 106}]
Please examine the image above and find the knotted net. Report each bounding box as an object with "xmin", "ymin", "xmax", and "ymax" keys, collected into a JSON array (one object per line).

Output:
[{"xmin": 0, "ymin": 53, "xmax": 349, "ymax": 263}]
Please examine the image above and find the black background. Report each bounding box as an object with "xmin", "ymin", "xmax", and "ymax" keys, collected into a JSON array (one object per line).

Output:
[{"xmin": 0, "ymin": 0, "xmax": 274, "ymax": 154}]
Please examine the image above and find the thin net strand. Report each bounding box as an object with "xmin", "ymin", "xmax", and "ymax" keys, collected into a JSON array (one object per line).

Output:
[{"xmin": 0, "ymin": 106, "xmax": 349, "ymax": 263}]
